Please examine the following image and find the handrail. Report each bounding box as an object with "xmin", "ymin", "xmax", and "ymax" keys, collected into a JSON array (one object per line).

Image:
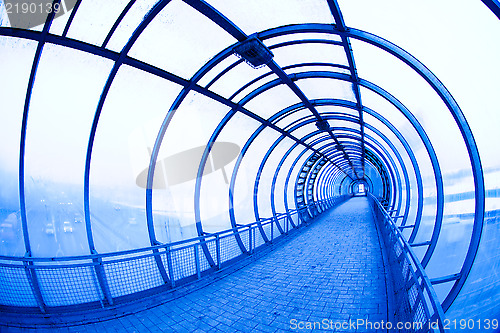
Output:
[
  {"xmin": 0, "ymin": 196, "xmax": 349, "ymax": 315},
  {"xmin": 368, "ymin": 193, "xmax": 446, "ymax": 333},
  {"xmin": 0, "ymin": 204, "xmax": 314, "ymax": 263}
]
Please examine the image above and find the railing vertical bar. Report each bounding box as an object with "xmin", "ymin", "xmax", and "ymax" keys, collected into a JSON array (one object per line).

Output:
[
  {"xmin": 93, "ymin": 258, "xmax": 113, "ymax": 305},
  {"xmin": 252, "ymin": 226, "xmax": 256, "ymax": 252},
  {"xmin": 194, "ymin": 244, "xmax": 201, "ymax": 279},
  {"xmin": 89, "ymin": 262, "xmax": 105, "ymax": 308},
  {"xmin": 24, "ymin": 262, "xmax": 45, "ymax": 313},
  {"xmin": 216, "ymin": 235, "xmax": 221, "ymax": 269},
  {"xmin": 248, "ymin": 227, "xmax": 252, "ymax": 254},
  {"xmin": 271, "ymin": 219, "xmax": 274, "ymax": 243},
  {"xmin": 166, "ymin": 246, "xmax": 175, "ymax": 288}
]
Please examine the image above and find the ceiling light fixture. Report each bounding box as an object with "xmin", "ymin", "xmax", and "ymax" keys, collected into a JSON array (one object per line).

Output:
[{"xmin": 233, "ymin": 36, "xmax": 274, "ymax": 69}]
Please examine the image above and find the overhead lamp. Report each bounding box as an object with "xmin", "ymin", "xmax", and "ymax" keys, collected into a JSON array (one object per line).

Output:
[
  {"xmin": 315, "ymin": 119, "xmax": 331, "ymax": 132},
  {"xmin": 233, "ymin": 36, "xmax": 274, "ymax": 69}
]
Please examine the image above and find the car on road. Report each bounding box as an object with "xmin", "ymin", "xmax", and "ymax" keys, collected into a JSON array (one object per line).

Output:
[
  {"xmin": 63, "ymin": 221, "xmax": 73, "ymax": 233},
  {"xmin": 45, "ymin": 223, "xmax": 55, "ymax": 235}
]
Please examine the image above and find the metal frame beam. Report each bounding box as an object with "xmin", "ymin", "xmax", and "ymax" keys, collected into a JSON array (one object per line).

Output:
[
  {"xmin": 481, "ymin": 0, "xmax": 500, "ymax": 19},
  {"xmin": 326, "ymin": 0, "xmax": 366, "ymax": 177}
]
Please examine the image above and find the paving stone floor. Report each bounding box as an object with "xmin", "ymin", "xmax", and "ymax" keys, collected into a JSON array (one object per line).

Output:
[{"xmin": 3, "ymin": 197, "xmax": 388, "ymax": 333}]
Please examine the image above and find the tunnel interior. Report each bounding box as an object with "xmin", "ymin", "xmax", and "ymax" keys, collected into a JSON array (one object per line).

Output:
[{"xmin": 0, "ymin": 0, "xmax": 499, "ymax": 329}]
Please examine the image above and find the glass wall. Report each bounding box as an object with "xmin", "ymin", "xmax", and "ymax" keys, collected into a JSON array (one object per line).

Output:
[{"xmin": 0, "ymin": 0, "xmax": 498, "ymax": 323}]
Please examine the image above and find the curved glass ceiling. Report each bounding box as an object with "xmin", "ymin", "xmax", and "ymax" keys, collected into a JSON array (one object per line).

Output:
[{"xmin": 0, "ymin": 0, "xmax": 499, "ymax": 324}]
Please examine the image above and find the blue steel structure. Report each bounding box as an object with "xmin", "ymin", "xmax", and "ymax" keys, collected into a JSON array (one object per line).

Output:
[{"xmin": 0, "ymin": 0, "xmax": 499, "ymax": 331}]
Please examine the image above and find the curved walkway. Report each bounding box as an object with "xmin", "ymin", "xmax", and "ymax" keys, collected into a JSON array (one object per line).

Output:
[{"xmin": 5, "ymin": 197, "xmax": 388, "ymax": 332}]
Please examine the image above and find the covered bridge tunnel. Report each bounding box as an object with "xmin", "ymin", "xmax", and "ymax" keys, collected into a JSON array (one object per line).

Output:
[{"xmin": 0, "ymin": 0, "xmax": 499, "ymax": 331}]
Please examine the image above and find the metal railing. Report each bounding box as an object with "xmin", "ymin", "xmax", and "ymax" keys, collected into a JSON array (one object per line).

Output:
[
  {"xmin": 368, "ymin": 193, "xmax": 446, "ymax": 333},
  {"xmin": 0, "ymin": 196, "xmax": 349, "ymax": 313}
]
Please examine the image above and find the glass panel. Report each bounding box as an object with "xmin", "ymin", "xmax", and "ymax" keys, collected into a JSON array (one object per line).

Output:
[
  {"xmin": 105, "ymin": 0, "xmax": 158, "ymax": 52},
  {"xmin": 361, "ymin": 87, "xmax": 424, "ymax": 227},
  {"xmin": 355, "ymin": 0, "xmax": 500, "ymax": 321},
  {"xmin": 197, "ymin": 54, "xmax": 240, "ymax": 88},
  {"xmin": 287, "ymin": 150, "xmax": 310, "ymax": 210},
  {"xmin": 303, "ymin": 132, "xmax": 327, "ymax": 146},
  {"xmin": 257, "ymin": 138, "xmax": 294, "ymax": 217},
  {"xmin": 257, "ymin": 138, "xmax": 295, "ymax": 217},
  {"xmin": 366, "ymin": 133, "xmax": 406, "ymax": 214},
  {"xmin": 296, "ymin": 77, "xmax": 356, "ymax": 102},
  {"xmin": 440, "ymin": 1, "xmax": 500, "ymax": 315},
  {"xmin": 90, "ymin": 65, "xmax": 183, "ymax": 253},
  {"xmin": 364, "ymin": 162, "xmax": 384, "ymax": 199},
  {"xmin": 363, "ymin": 113, "xmax": 416, "ymax": 192},
  {"xmin": 325, "ymin": 166, "xmax": 345, "ymax": 195},
  {"xmin": 154, "ymin": 92, "xmax": 230, "ymax": 243},
  {"xmin": 23, "ymin": 43, "xmax": 114, "ymax": 257},
  {"xmin": 285, "ymin": 65, "xmax": 351, "ymax": 76},
  {"xmin": 322, "ymin": 166, "xmax": 345, "ymax": 200},
  {"xmin": 49, "ymin": 0, "xmax": 79, "ymax": 36},
  {"xmin": 233, "ymin": 127, "xmax": 281, "ymax": 225},
  {"xmin": 273, "ymin": 43, "xmax": 348, "ymax": 69},
  {"xmin": 244, "ymin": 84, "xmax": 302, "ymax": 120},
  {"xmin": 432, "ymin": 281, "xmax": 454, "ymax": 304},
  {"xmin": 65, "ymin": 0, "xmax": 130, "ymax": 46},
  {"xmin": 274, "ymin": 109, "xmax": 313, "ymax": 131},
  {"xmin": 231, "ymin": 72, "xmax": 280, "ymax": 103},
  {"xmin": 203, "ymin": 112, "xmax": 261, "ymax": 231},
  {"xmin": 355, "ymin": 40, "xmax": 478, "ymax": 282},
  {"xmin": 129, "ymin": 0, "xmax": 236, "ymax": 79},
  {"xmin": 264, "ymin": 32, "xmax": 342, "ymax": 46},
  {"xmin": 369, "ymin": 140, "xmax": 401, "ymax": 193},
  {"xmin": 360, "ymin": 87, "xmax": 422, "ymax": 145},
  {"xmin": 314, "ymin": 164, "xmax": 329, "ymax": 201},
  {"xmin": 274, "ymin": 145, "xmax": 302, "ymax": 213},
  {"xmin": 206, "ymin": 0, "xmax": 334, "ymax": 35},
  {"xmin": 329, "ymin": 118, "xmax": 361, "ymax": 133},
  {"xmin": 0, "ymin": 37, "xmax": 38, "ymax": 256},
  {"xmin": 358, "ymin": 77, "xmax": 441, "ymax": 247},
  {"xmin": 379, "ymin": 144, "xmax": 415, "ymax": 226},
  {"xmin": 447, "ymin": 202, "xmax": 500, "ymax": 319},
  {"xmin": 289, "ymin": 122, "xmax": 319, "ymax": 141},
  {"xmin": 323, "ymin": 152, "xmax": 345, "ymax": 167},
  {"xmin": 317, "ymin": 105, "xmax": 359, "ymax": 118},
  {"xmin": 208, "ymin": 61, "xmax": 278, "ymax": 101},
  {"xmin": 335, "ymin": 136, "xmax": 360, "ymax": 146},
  {"xmin": 352, "ymin": 40, "xmax": 473, "ymax": 173}
]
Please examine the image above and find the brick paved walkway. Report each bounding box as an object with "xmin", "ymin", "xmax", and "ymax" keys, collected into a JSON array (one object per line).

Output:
[{"xmin": 3, "ymin": 197, "xmax": 388, "ymax": 332}]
